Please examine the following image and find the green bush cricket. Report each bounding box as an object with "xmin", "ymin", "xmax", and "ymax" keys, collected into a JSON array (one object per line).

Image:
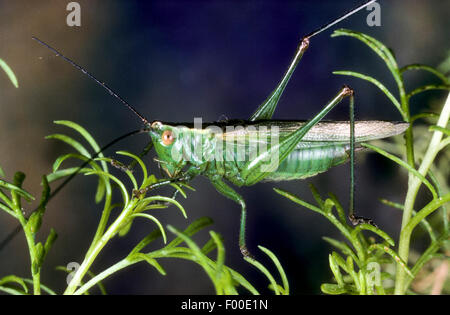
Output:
[{"xmin": 1, "ymin": 0, "xmax": 409, "ymax": 257}]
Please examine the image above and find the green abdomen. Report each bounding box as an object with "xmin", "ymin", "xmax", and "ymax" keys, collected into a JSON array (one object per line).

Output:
[{"xmin": 264, "ymin": 141, "xmax": 351, "ymax": 181}]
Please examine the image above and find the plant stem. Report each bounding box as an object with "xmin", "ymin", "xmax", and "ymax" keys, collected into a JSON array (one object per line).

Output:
[
  {"xmin": 395, "ymin": 92, "xmax": 450, "ymax": 294},
  {"xmin": 63, "ymin": 201, "xmax": 136, "ymax": 295},
  {"xmin": 86, "ymin": 185, "xmax": 112, "ymax": 257},
  {"xmin": 16, "ymin": 214, "xmax": 40, "ymax": 295},
  {"xmin": 74, "ymin": 258, "xmax": 135, "ymax": 295}
]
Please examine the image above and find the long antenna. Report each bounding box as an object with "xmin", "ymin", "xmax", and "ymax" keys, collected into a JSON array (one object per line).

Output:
[
  {"xmin": 305, "ymin": 0, "xmax": 378, "ymax": 39},
  {"xmin": 32, "ymin": 36, "xmax": 151, "ymax": 126}
]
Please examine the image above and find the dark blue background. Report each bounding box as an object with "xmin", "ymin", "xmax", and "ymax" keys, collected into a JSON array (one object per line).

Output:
[{"xmin": 0, "ymin": 0, "xmax": 448, "ymax": 294}]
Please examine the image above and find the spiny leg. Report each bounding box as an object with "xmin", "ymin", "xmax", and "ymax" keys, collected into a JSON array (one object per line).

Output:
[
  {"xmin": 107, "ymin": 141, "xmax": 183, "ymax": 204},
  {"xmin": 132, "ymin": 165, "xmax": 201, "ymax": 197},
  {"xmin": 110, "ymin": 141, "xmax": 154, "ymax": 172},
  {"xmin": 345, "ymin": 91, "xmax": 376, "ymax": 227},
  {"xmin": 132, "ymin": 174, "xmax": 190, "ymax": 198},
  {"xmin": 112, "ymin": 141, "xmax": 183, "ymax": 205},
  {"xmin": 211, "ymin": 179, "xmax": 251, "ymax": 258},
  {"xmin": 149, "ymin": 188, "xmax": 181, "ymax": 208}
]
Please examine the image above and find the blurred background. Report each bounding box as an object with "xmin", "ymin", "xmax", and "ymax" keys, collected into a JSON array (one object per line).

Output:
[{"xmin": 0, "ymin": 0, "xmax": 448, "ymax": 294}]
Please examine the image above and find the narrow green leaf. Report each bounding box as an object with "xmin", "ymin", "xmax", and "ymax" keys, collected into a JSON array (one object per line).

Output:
[
  {"xmin": 94, "ymin": 177, "xmax": 106, "ymax": 204},
  {"xmin": 210, "ymin": 231, "xmax": 225, "ymax": 280},
  {"xmin": 46, "ymin": 166, "xmax": 103, "ymax": 183},
  {"xmin": 327, "ymin": 193, "xmax": 347, "ymax": 224},
  {"xmin": 26, "ymin": 176, "xmax": 51, "ymax": 232},
  {"xmin": 321, "ymin": 283, "xmax": 347, "ymax": 295},
  {"xmin": 410, "ymin": 232, "xmax": 449, "ymax": 280},
  {"xmin": 45, "ymin": 134, "xmax": 91, "ymax": 157},
  {"xmin": 0, "ymin": 179, "xmax": 34, "ymax": 202},
  {"xmin": 380, "ymin": 198, "xmax": 436, "ymax": 242},
  {"xmin": 53, "ymin": 121, "xmax": 102, "ymax": 155},
  {"xmin": 362, "ymin": 143, "xmax": 438, "ymax": 199},
  {"xmin": 201, "ymin": 238, "xmax": 217, "ymax": 255},
  {"xmin": 0, "ymin": 59, "xmax": 19, "ymax": 88},
  {"xmin": 328, "ymin": 254, "xmax": 344, "ymax": 287},
  {"xmin": 35, "ymin": 242, "xmax": 45, "ymax": 267},
  {"xmin": 411, "ymin": 112, "xmax": 440, "ymax": 124},
  {"xmin": 407, "ymin": 84, "xmax": 450, "ymax": 100},
  {"xmin": 96, "ymin": 156, "xmax": 138, "ymax": 190},
  {"xmin": 332, "ymin": 29, "xmax": 401, "ymax": 83},
  {"xmin": 0, "ymin": 275, "xmax": 28, "ymax": 293},
  {"xmin": 12, "ymin": 172, "xmax": 26, "ymax": 208},
  {"xmin": 308, "ymin": 183, "xmax": 324, "ymax": 208},
  {"xmin": 258, "ymin": 246, "xmax": 289, "ymax": 295},
  {"xmin": 84, "ymin": 170, "xmax": 129, "ymax": 206},
  {"xmin": 428, "ymin": 170, "xmax": 447, "ymax": 232},
  {"xmin": 322, "ymin": 237, "xmax": 359, "ymax": 266},
  {"xmin": 323, "ymin": 198, "xmax": 335, "ymax": 215},
  {"xmin": 130, "ymin": 229, "xmax": 163, "ymax": 255},
  {"xmin": 368, "ymin": 244, "xmax": 414, "ymax": 278},
  {"xmin": 351, "ymin": 224, "xmax": 395, "ymax": 247},
  {"xmin": 117, "ymin": 151, "xmax": 148, "ymax": 184},
  {"xmin": 331, "ymin": 252, "xmax": 350, "ymax": 274},
  {"xmin": 26, "ymin": 211, "xmax": 42, "ymax": 234},
  {"xmin": 0, "ymin": 202, "xmax": 16, "ymax": 217},
  {"xmin": 0, "ymin": 286, "xmax": 27, "ymax": 295},
  {"xmin": 165, "ymin": 217, "xmax": 213, "ymax": 250},
  {"xmin": 333, "ymin": 70, "xmax": 404, "ymax": 118},
  {"xmin": 44, "ymin": 229, "xmax": 58, "ymax": 257},
  {"xmin": 400, "ymin": 64, "xmax": 449, "ymax": 84},
  {"xmin": 85, "ymin": 271, "xmax": 108, "ymax": 295},
  {"xmin": 332, "ymin": 29, "xmax": 407, "ymax": 121},
  {"xmin": 118, "ymin": 220, "xmax": 133, "ymax": 237},
  {"xmin": 39, "ymin": 176, "xmax": 50, "ymax": 209},
  {"xmin": 129, "ymin": 253, "xmax": 166, "ymax": 275},
  {"xmin": 177, "ymin": 182, "xmax": 196, "ymax": 192},
  {"xmin": 329, "ymin": 252, "xmax": 360, "ymax": 292},
  {"xmin": 22, "ymin": 279, "xmax": 56, "ymax": 295},
  {"xmin": 273, "ymin": 188, "xmax": 323, "ymax": 215},
  {"xmin": 166, "ymin": 225, "xmax": 216, "ymax": 284},
  {"xmin": 166, "ymin": 225, "xmax": 204, "ymax": 257},
  {"xmin": 405, "ymin": 193, "xmax": 450, "ymax": 242},
  {"xmin": 244, "ymin": 256, "xmax": 280, "ymax": 295},
  {"xmin": 170, "ymin": 183, "xmax": 187, "ymax": 199},
  {"xmin": 429, "ymin": 125, "xmax": 450, "ymax": 136},
  {"xmin": 140, "ymin": 196, "xmax": 187, "ymax": 218},
  {"xmin": 52, "ymin": 121, "xmax": 111, "ymax": 203},
  {"xmin": 131, "ymin": 213, "xmax": 167, "ymax": 244},
  {"xmin": 52, "ymin": 153, "xmax": 95, "ymax": 173},
  {"xmin": 346, "ymin": 256, "xmax": 354, "ymax": 273},
  {"xmin": 227, "ymin": 269, "xmax": 259, "ymax": 295}
]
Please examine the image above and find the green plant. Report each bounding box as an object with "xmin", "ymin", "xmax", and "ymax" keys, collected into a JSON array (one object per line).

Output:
[
  {"xmin": 0, "ymin": 116, "xmax": 288, "ymax": 294},
  {"xmin": 1, "ymin": 28, "xmax": 449, "ymax": 295},
  {"xmin": 275, "ymin": 29, "xmax": 450, "ymax": 295}
]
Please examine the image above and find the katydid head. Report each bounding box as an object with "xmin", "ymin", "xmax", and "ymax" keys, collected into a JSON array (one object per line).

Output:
[{"xmin": 148, "ymin": 121, "xmax": 187, "ymax": 178}]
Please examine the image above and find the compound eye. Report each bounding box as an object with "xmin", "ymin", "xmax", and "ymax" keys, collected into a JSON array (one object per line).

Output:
[{"xmin": 162, "ymin": 130, "xmax": 175, "ymax": 145}]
